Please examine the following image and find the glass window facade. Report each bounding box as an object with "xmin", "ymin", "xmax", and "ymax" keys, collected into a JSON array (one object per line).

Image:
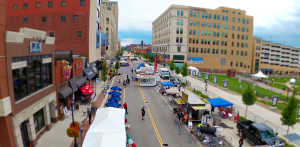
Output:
[
  {"xmin": 34, "ymin": 109, "xmax": 45, "ymax": 133},
  {"xmin": 12, "ymin": 55, "xmax": 52, "ymax": 101}
]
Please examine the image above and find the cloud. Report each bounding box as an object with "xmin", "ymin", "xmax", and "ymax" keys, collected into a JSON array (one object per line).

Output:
[{"xmin": 116, "ymin": 0, "xmax": 300, "ymax": 47}]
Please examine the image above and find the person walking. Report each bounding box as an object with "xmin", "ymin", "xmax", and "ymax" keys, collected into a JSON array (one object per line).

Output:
[
  {"xmin": 123, "ymin": 102, "xmax": 128, "ymax": 114},
  {"xmin": 211, "ymin": 105, "xmax": 215, "ymax": 115},
  {"xmin": 128, "ymin": 78, "xmax": 130, "ymax": 84},
  {"xmin": 239, "ymin": 136, "xmax": 243, "ymax": 147},
  {"xmin": 127, "ymin": 74, "xmax": 129, "ymax": 80},
  {"xmin": 123, "ymin": 80, "xmax": 126, "ymax": 88},
  {"xmin": 141, "ymin": 106, "xmax": 145, "ymax": 120},
  {"xmin": 178, "ymin": 85, "xmax": 181, "ymax": 91},
  {"xmin": 205, "ymin": 83, "xmax": 208, "ymax": 92},
  {"xmin": 132, "ymin": 69, "xmax": 133, "ymax": 74},
  {"xmin": 119, "ymin": 79, "xmax": 121, "ymax": 86}
]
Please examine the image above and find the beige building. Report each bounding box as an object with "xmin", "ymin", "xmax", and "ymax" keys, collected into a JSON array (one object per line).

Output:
[
  {"xmin": 152, "ymin": 5, "xmax": 254, "ymax": 73},
  {"xmin": 252, "ymin": 37, "xmax": 300, "ymax": 75},
  {"xmin": 101, "ymin": 6, "xmax": 117, "ymax": 59},
  {"xmin": 102, "ymin": 0, "xmax": 119, "ymax": 50},
  {"xmin": 152, "ymin": 5, "xmax": 189, "ymax": 63}
]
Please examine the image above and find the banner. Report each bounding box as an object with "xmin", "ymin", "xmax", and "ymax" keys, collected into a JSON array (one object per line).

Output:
[
  {"xmin": 187, "ymin": 57, "xmax": 203, "ymax": 64},
  {"xmin": 271, "ymin": 96, "xmax": 278, "ymax": 107},
  {"xmin": 154, "ymin": 57, "xmax": 157, "ymax": 72},
  {"xmin": 213, "ymin": 77, "xmax": 218, "ymax": 84},
  {"xmin": 223, "ymin": 80, "xmax": 228, "ymax": 88},
  {"xmin": 205, "ymin": 74, "xmax": 209, "ymax": 80},
  {"xmin": 182, "ymin": 91, "xmax": 188, "ymax": 102}
]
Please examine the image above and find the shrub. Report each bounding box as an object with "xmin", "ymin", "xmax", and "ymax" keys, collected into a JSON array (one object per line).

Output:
[
  {"xmin": 277, "ymin": 137, "xmax": 296, "ymax": 147},
  {"xmin": 200, "ymin": 94, "xmax": 210, "ymax": 99},
  {"xmin": 181, "ymin": 82, "xmax": 186, "ymax": 86},
  {"xmin": 239, "ymin": 116, "xmax": 248, "ymax": 121},
  {"xmin": 192, "ymin": 90, "xmax": 201, "ymax": 95}
]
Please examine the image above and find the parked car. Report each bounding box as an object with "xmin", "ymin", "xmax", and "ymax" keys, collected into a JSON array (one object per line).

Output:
[
  {"xmin": 237, "ymin": 120, "xmax": 284, "ymax": 146},
  {"xmin": 170, "ymin": 78, "xmax": 181, "ymax": 87}
]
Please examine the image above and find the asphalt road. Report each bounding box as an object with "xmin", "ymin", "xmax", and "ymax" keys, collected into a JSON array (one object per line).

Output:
[{"xmin": 113, "ymin": 60, "xmax": 200, "ymax": 147}]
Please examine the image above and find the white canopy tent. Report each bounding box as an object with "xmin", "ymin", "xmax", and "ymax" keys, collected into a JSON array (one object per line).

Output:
[
  {"xmin": 251, "ymin": 71, "xmax": 269, "ymax": 78},
  {"xmin": 290, "ymin": 78, "xmax": 296, "ymax": 84},
  {"xmin": 82, "ymin": 107, "xmax": 126, "ymax": 147},
  {"xmin": 188, "ymin": 66, "xmax": 199, "ymax": 76}
]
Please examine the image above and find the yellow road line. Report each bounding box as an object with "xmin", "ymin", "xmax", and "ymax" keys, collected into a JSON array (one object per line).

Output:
[{"xmin": 138, "ymin": 86, "xmax": 164, "ymax": 146}]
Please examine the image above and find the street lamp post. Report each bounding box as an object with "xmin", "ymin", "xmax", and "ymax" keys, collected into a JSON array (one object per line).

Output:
[{"xmin": 164, "ymin": 51, "xmax": 166, "ymax": 68}]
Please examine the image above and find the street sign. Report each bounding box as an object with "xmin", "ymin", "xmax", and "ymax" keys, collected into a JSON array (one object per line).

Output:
[{"xmin": 149, "ymin": 54, "xmax": 156, "ymax": 56}]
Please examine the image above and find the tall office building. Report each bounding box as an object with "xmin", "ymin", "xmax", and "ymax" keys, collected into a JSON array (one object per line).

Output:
[
  {"xmin": 252, "ymin": 37, "xmax": 300, "ymax": 75},
  {"xmin": 101, "ymin": 7, "xmax": 117, "ymax": 58},
  {"xmin": 102, "ymin": 0, "xmax": 119, "ymax": 53},
  {"xmin": 5, "ymin": 0, "xmax": 101, "ymax": 63},
  {"xmin": 153, "ymin": 5, "xmax": 254, "ymax": 73}
]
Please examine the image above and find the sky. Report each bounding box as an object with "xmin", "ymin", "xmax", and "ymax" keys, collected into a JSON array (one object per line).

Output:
[{"xmin": 116, "ymin": 0, "xmax": 300, "ymax": 48}]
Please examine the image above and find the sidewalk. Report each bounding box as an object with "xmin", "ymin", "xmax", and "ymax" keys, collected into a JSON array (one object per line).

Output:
[
  {"xmin": 174, "ymin": 74, "xmax": 300, "ymax": 135},
  {"xmin": 36, "ymin": 79, "xmax": 109, "ymax": 147}
]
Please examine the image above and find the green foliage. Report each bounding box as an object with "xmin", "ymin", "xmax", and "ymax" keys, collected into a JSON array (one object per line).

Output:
[
  {"xmin": 181, "ymin": 82, "xmax": 186, "ymax": 86},
  {"xmin": 169, "ymin": 59, "xmax": 175, "ymax": 71},
  {"xmin": 175, "ymin": 66, "xmax": 181, "ymax": 74},
  {"xmin": 101, "ymin": 60, "xmax": 108, "ymax": 83},
  {"xmin": 149, "ymin": 56, "xmax": 155, "ymax": 62},
  {"xmin": 192, "ymin": 90, "xmax": 210, "ymax": 99},
  {"xmin": 242, "ymin": 84, "xmax": 257, "ymax": 106},
  {"xmin": 239, "ymin": 116, "xmax": 249, "ymax": 121},
  {"xmin": 115, "ymin": 61, "xmax": 120, "ymax": 72},
  {"xmin": 277, "ymin": 137, "xmax": 296, "ymax": 147},
  {"xmin": 281, "ymin": 88, "xmax": 300, "ymax": 128},
  {"xmin": 117, "ymin": 57, "xmax": 120, "ymax": 60},
  {"xmin": 181, "ymin": 62, "xmax": 189, "ymax": 78}
]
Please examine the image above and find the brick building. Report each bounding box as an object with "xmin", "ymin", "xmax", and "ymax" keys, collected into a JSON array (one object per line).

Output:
[{"xmin": 5, "ymin": 0, "xmax": 102, "ymax": 63}]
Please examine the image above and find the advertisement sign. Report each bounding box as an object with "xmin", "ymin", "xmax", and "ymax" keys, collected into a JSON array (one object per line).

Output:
[
  {"xmin": 271, "ymin": 96, "xmax": 278, "ymax": 107},
  {"xmin": 298, "ymin": 105, "xmax": 300, "ymax": 116},
  {"xmin": 213, "ymin": 77, "xmax": 218, "ymax": 84},
  {"xmin": 187, "ymin": 57, "xmax": 203, "ymax": 64},
  {"xmin": 205, "ymin": 74, "xmax": 209, "ymax": 80},
  {"xmin": 198, "ymin": 72, "xmax": 202, "ymax": 78},
  {"xmin": 223, "ymin": 80, "xmax": 228, "ymax": 88},
  {"xmin": 154, "ymin": 57, "xmax": 157, "ymax": 72},
  {"xmin": 182, "ymin": 91, "xmax": 188, "ymax": 102},
  {"xmin": 30, "ymin": 41, "xmax": 42, "ymax": 53}
]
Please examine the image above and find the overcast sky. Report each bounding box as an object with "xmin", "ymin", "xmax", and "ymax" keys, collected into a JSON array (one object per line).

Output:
[{"xmin": 116, "ymin": 0, "xmax": 300, "ymax": 48}]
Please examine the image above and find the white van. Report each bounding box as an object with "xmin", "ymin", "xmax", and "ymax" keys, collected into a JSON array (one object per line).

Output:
[{"xmin": 159, "ymin": 68, "xmax": 170, "ymax": 80}]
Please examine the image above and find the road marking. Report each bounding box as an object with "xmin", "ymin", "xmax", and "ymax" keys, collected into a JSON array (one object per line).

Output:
[{"xmin": 138, "ymin": 86, "xmax": 164, "ymax": 146}]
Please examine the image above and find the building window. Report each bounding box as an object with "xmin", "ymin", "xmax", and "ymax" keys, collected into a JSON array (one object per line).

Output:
[
  {"xmin": 190, "ymin": 11, "xmax": 193, "ymax": 17},
  {"xmin": 177, "ymin": 20, "xmax": 180, "ymax": 25},
  {"xmin": 231, "ymin": 50, "xmax": 234, "ymax": 55},
  {"xmin": 106, "ymin": 18, "xmax": 109, "ymax": 24},
  {"xmin": 212, "ymin": 49, "xmax": 215, "ymax": 54},
  {"xmin": 245, "ymin": 51, "xmax": 248, "ymax": 56},
  {"xmin": 42, "ymin": 63, "xmax": 52, "ymax": 86},
  {"xmin": 28, "ymin": 56, "xmax": 43, "ymax": 93},
  {"xmin": 23, "ymin": 3, "xmax": 28, "ymax": 9},
  {"xmin": 197, "ymin": 12, "xmax": 200, "ymax": 18},
  {"xmin": 242, "ymin": 19, "xmax": 245, "ymax": 24},
  {"xmin": 180, "ymin": 29, "xmax": 183, "ymax": 34},
  {"xmin": 238, "ymin": 12, "xmax": 241, "ymax": 15},
  {"xmin": 23, "ymin": 18, "xmax": 28, "ymax": 24},
  {"xmin": 181, "ymin": 10, "xmax": 184, "ymax": 16},
  {"xmin": 80, "ymin": 0, "xmax": 85, "ymax": 6},
  {"xmin": 196, "ymin": 48, "xmax": 198, "ymax": 53},
  {"xmin": 36, "ymin": 2, "xmax": 41, "ymax": 8},
  {"xmin": 230, "ymin": 62, "xmax": 233, "ymax": 66},
  {"xmin": 49, "ymin": 32, "xmax": 54, "ymax": 37},
  {"xmin": 13, "ymin": 4, "xmax": 18, "ymax": 10},
  {"xmin": 176, "ymin": 37, "xmax": 179, "ymax": 43},
  {"xmin": 216, "ymin": 49, "xmax": 219, "ymax": 54},
  {"xmin": 180, "ymin": 20, "xmax": 183, "ymax": 25},
  {"xmin": 236, "ymin": 62, "xmax": 238, "ymax": 67},
  {"xmin": 207, "ymin": 48, "xmax": 210, "ymax": 53},
  {"xmin": 246, "ymin": 28, "xmax": 248, "ymax": 32},
  {"xmin": 12, "ymin": 67, "xmax": 28, "ymax": 101},
  {"xmin": 194, "ymin": 12, "xmax": 196, "ymax": 17},
  {"xmin": 73, "ymin": 15, "xmax": 78, "ymax": 21},
  {"xmin": 240, "ymin": 62, "xmax": 243, "ymax": 67},
  {"xmin": 48, "ymin": 1, "xmax": 53, "ymax": 7},
  {"xmin": 189, "ymin": 47, "xmax": 191, "ymax": 53},
  {"xmin": 177, "ymin": 28, "xmax": 179, "ymax": 34},
  {"xmin": 61, "ymin": 16, "xmax": 66, "ymax": 22},
  {"xmin": 177, "ymin": 47, "xmax": 181, "ymax": 52},
  {"xmin": 201, "ymin": 48, "xmax": 203, "ymax": 53},
  {"xmin": 214, "ymin": 14, "xmax": 216, "ymax": 20},
  {"xmin": 42, "ymin": 17, "xmax": 47, "ymax": 22},
  {"xmin": 177, "ymin": 10, "xmax": 180, "ymax": 16},
  {"xmin": 192, "ymin": 47, "xmax": 195, "ymax": 53},
  {"xmin": 246, "ymin": 19, "xmax": 249, "ymax": 24},
  {"xmin": 237, "ymin": 51, "xmax": 239, "ymax": 55},
  {"xmin": 34, "ymin": 109, "xmax": 45, "ymax": 133},
  {"xmin": 238, "ymin": 18, "xmax": 240, "ymax": 23},
  {"xmin": 61, "ymin": 1, "xmax": 66, "ymax": 7},
  {"xmin": 238, "ymin": 27, "xmax": 240, "ymax": 31},
  {"xmin": 226, "ymin": 16, "xmax": 228, "ymax": 21},
  {"xmin": 180, "ymin": 37, "xmax": 182, "ymax": 43},
  {"xmin": 241, "ymin": 51, "xmax": 244, "ymax": 56},
  {"xmin": 77, "ymin": 31, "xmax": 83, "ymax": 37},
  {"xmin": 232, "ymin": 17, "xmax": 235, "ymax": 22}
]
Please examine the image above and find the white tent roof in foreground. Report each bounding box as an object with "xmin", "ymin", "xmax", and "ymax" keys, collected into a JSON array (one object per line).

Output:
[
  {"xmin": 82, "ymin": 107, "xmax": 126, "ymax": 147},
  {"xmin": 188, "ymin": 66, "xmax": 199, "ymax": 70},
  {"xmin": 251, "ymin": 71, "xmax": 269, "ymax": 78}
]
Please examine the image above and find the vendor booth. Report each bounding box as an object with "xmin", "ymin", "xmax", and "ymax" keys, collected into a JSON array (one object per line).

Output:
[
  {"xmin": 120, "ymin": 61, "xmax": 128, "ymax": 66},
  {"xmin": 159, "ymin": 82, "xmax": 174, "ymax": 95},
  {"xmin": 207, "ymin": 98, "xmax": 234, "ymax": 119},
  {"xmin": 139, "ymin": 74, "xmax": 156, "ymax": 86},
  {"xmin": 82, "ymin": 107, "xmax": 126, "ymax": 147},
  {"xmin": 188, "ymin": 66, "xmax": 199, "ymax": 76}
]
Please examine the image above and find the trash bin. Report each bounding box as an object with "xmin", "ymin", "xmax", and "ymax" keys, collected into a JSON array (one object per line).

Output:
[
  {"xmin": 75, "ymin": 104, "xmax": 79, "ymax": 110},
  {"xmin": 283, "ymin": 87, "xmax": 286, "ymax": 91},
  {"xmin": 265, "ymin": 81, "xmax": 267, "ymax": 84}
]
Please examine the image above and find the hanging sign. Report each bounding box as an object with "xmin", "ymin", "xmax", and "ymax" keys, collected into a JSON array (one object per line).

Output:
[
  {"xmin": 182, "ymin": 91, "xmax": 188, "ymax": 102},
  {"xmin": 205, "ymin": 74, "xmax": 209, "ymax": 80},
  {"xmin": 30, "ymin": 41, "xmax": 42, "ymax": 53},
  {"xmin": 271, "ymin": 95, "xmax": 278, "ymax": 107},
  {"xmin": 213, "ymin": 77, "xmax": 218, "ymax": 84}
]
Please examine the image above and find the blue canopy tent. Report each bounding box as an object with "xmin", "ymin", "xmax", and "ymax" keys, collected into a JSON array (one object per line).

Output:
[
  {"xmin": 108, "ymin": 97, "xmax": 121, "ymax": 102},
  {"xmin": 108, "ymin": 91, "xmax": 121, "ymax": 96},
  {"xmin": 137, "ymin": 63, "xmax": 145, "ymax": 69},
  {"xmin": 111, "ymin": 86, "xmax": 122, "ymax": 91},
  {"xmin": 161, "ymin": 81, "xmax": 174, "ymax": 87},
  {"xmin": 207, "ymin": 98, "xmax": 233, "ymax": 107},
  {"xmin": 105, "ymin": 102, "xmax": 121, "ymax": 108}
]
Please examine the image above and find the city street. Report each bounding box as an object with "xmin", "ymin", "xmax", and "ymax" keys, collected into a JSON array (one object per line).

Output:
[{"xmin": 116, "ymin": 59, "xmax": 201, "ymax": 147}]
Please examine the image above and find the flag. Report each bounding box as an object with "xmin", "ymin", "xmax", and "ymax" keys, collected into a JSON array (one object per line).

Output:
[
  {"xmin": 211, "ymin": 68, "xmax": 215, "ymax": 71},
  {"xmin": 254, "ymin": 90, "xmax": 257, "ymax": 95},
  {"xmin": 127, "ymin": 134, "xmax": 137, "ymax": 147}
]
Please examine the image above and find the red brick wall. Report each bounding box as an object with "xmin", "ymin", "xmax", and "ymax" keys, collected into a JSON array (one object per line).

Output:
[
  {"xmin": 0, "ymin": 115, "xmax": 16, "ymax": 147},
  {"xmin": 5, "ymin": 12, "xmax": 91, "ymax": 61}
]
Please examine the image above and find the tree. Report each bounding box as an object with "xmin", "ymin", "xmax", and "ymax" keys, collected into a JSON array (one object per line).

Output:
[
  {"xmin": 281, "ymin": 88, "xmax": 299, "ymax": 142},
  {"xmin": 175, "ymin": 66, "xmax": 180, "ymax": 75},
  {"xmin": 115, "ymin": 61, "xmax": 120, "ymax": 73},
  {"xmin": 102, "ymin": 60, "xmax": 108, "ymax": 90},
  {"xmin": 169, "ymin": 59, "xmax": 175, "ymax": 72},
  {"xmin": 242, "ymin": 84, "xmax": 257, "ymax": 118},
  {"xmin": 181, "ymin": 62, "xmax": 189, "ymax": 84}
]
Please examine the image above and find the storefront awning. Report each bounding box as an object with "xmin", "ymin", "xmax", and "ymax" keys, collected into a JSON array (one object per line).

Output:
[
  {"xmin": 84, "ymin": 66, "xmax": 97, "ymax": 80},
  {"xmin": 76, "ymin": 76, "xmax": 87, "ymax": 88},
  {"xmin": 192, "ymin": 106, "xmax": 206, "ymax": 110},
  {"xmin": 174, "ymin": 98, "xmax": 185, "ymax": 104},
  {"xmin": 58, "ymin": 87, "xmax": 73, "ymax": 100},
  {"xmin": 69, "ymin": 78, "xmax": 78, "ymax": 92}
]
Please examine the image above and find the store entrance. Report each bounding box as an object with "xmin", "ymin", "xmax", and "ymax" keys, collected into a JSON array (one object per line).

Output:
[{"xmin": 20, "ymin": 120, "xmax": 30, "ymax": 147}]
